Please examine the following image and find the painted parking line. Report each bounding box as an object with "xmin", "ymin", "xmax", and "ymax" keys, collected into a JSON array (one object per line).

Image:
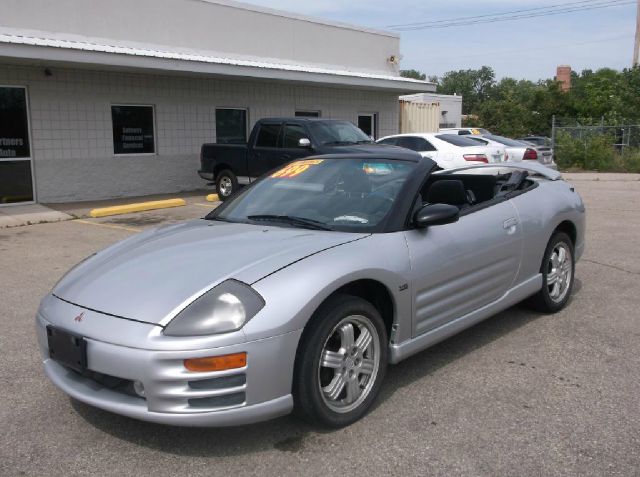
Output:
[
  {"xmin": 73, "ymin": 219, "xmax": 141, "ymax": 233},
  {"xmin": 192, "ymin": 203, "xmax": 216, "ymax": 208}
]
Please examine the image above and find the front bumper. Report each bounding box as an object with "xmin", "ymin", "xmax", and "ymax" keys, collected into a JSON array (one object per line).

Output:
[{"xmin": 36, "ymin": 312, "xmax": 301, "ymax": 427}]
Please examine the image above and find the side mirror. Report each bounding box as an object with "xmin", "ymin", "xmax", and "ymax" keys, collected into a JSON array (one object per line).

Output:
[
  {"xmin": 298, "ymin": 138, "xmax": 312, "ymax": 148},
  {"xmin": 414, "ymin": 203, "xmax": 460, "ymax": 229}
]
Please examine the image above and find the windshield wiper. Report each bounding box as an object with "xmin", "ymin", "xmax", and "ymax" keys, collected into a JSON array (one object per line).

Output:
[
  {"xmin": 205, "ymin": 214, "xmax": 235, "ymax": 223},
  {"xmin": 323, "ymin": 140, "xmax": 358, "ymax": 146},
  {"xmin": 247, "ymin": 215, "xmax": 333, "ymax": 231}
]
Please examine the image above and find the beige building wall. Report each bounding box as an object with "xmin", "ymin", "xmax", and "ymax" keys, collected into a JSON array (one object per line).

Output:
[
  {"xmin": 0, "ymin": 64, "xmax": 400, "ymax": 202},
  {"xmin": 0, "ymin": 0, "xmax": 400, "ymax": 76}
]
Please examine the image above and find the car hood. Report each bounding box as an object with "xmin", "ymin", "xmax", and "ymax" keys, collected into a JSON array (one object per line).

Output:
[{"xmin": 53, "ymin": 220, "xmax": 367, "ymax": 325}]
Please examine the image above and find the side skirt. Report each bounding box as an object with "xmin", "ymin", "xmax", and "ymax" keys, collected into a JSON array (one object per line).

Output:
[{"xmin": 389, "ymin": 274, "xmax": 542, "ymax": 364}]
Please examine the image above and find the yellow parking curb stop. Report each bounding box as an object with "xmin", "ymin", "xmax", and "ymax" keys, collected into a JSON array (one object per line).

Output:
[
  {"xmin": 206, "ymin": 193, "xmax": 220, "ymax": 202},
  {"xmin": 89, "ymin": 199, "xmax": 186, "ymax": 218}
]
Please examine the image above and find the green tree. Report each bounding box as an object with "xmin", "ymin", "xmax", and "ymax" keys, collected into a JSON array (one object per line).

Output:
[
  {"xmin": 437, "ymin": 66, "xmax": 496, "ymax": 114},
  {"xmin": 400, "ymin": 69, "xmax": 426, "ymax": 81}
]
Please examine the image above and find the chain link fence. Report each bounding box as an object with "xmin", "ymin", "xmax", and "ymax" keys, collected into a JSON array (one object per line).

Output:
[{"xmin": 551, "ymin": 117, "xmax": 640, "ymax": 172}]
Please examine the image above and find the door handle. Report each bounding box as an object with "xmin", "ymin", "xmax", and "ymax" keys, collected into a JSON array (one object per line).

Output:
[{"xmin": 503, "ymin": 217, "xmax": 518, "ymax": 230}]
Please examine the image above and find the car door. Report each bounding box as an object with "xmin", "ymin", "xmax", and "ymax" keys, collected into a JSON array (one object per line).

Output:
[
  {"xmin": 249, "ymin": 122, "xmax": 284, "ymax": 177},
  {"xmin": 280, "ymin": 123, "xmax": 314, "ymax": 163},
  {"xmin": 404, "ymin": 197, "xmax": 523, "ymax": 337}
]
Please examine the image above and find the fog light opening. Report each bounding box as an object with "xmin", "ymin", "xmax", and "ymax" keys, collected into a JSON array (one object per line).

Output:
[{"xmin": 133, "ymin": 380, "xmax": 146, "ymax": 397}]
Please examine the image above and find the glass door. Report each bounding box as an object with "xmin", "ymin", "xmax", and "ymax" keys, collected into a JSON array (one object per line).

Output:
[
  {"xmin": 0, "ymin": 86, "xmax": 34, "ymax": 204},
  {"xmin": 357, "ymin": 113, "xmax": 377, "ymax": 140}
]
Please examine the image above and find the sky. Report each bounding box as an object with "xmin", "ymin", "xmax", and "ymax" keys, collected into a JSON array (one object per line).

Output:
[{"xmin": 240, "ymin": 0, "xmax": 638, "ymax": 81}]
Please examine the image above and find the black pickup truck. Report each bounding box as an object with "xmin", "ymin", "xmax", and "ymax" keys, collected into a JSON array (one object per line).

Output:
[{"xmin": 199, "ymin": 118, "xmax": 407, "ymax": 200}]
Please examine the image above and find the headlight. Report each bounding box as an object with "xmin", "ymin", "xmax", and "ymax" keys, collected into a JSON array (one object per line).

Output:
[{"xmin": 163, "ymin": 280, "xmax": 265, "ymax": 336}]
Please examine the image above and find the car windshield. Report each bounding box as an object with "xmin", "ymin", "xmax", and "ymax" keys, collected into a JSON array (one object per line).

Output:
[
  {"xmin": 484, "ymin": 134, "xmax": 528, "ymax": 147},
  {"xmin": 209, "ymin": 158, "xmax": 416, "ymax": 232},
  {"xmin": 435, "ymin": 134, "xmax": 483, "ymax": 147},
  {"xmin": 308, "ymin": 121, "xmax": 373, "ymax": 146}
]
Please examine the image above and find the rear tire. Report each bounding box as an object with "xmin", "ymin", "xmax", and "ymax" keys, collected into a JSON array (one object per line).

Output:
[
  {"xmin": 527, "ymin": 232, "xmax": 575, "ymax": 313},
  {"xmin": 215, "ymin": 169, "xmax": 238, "ymax": 201},
  {"xmin": 293, "ymin": 295, "xmax": 388, "ymax": 428}
]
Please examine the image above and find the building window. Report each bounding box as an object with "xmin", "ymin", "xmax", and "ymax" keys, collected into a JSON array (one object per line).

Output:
[
  {"xmin": 0, "ymin": 161, "xmax": 34, "ymax": 203},
  {"xmin": 295, "ymin": 110, "xmax": 320, "ymax": 118},
  {"xmin": 111, "ymin": 105, "xmax": 155, "ymax": 155},
  {"xmin": 216, "ymin": 108, "xmax": 248, "ymax": 144},
  {"xmin": 358, "ymin": 113, "xmax": 377, "ymax": 139},
  {"xmin": 0, "ymin": 86, "xmax": 34, "ymax": 203}
]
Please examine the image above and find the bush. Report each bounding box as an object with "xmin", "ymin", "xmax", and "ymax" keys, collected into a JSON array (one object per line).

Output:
[{"xmin": 554, "ymin": 131, "xmax": 640, "ymax": 172}]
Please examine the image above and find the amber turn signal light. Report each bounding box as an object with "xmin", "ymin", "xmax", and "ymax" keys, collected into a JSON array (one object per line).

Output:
[{"xmin": 184, "ymin": 352, "xmax": 247, "ymax": 372}]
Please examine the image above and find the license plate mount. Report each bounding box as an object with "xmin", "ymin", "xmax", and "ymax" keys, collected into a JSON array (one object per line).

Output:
[{"xmin": 47, "ymin": 325, "xmax": 87, "ymax": 373}]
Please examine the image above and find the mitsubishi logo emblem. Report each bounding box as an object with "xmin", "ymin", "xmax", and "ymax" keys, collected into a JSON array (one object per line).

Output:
[{"xmin": 74, "ymin": 312, "xmax": 85, "ymax": 322}]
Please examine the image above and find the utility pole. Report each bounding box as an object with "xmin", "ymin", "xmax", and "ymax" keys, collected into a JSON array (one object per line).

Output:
[{"xmin": 635, "ymin": 0, "xmax": 640, "ymax": 66}]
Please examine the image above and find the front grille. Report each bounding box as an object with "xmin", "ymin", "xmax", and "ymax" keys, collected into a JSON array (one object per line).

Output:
[
  {"xmin": 184, "ymin": 371, "xmax": 247, "ymax": 410},
  {"xmin": 188, "ymin": 392, "xmax": 246, "ymax": 409},
  {"xmin": 188, "ymin": 374, "xmax": 246, "ymax": 390}
]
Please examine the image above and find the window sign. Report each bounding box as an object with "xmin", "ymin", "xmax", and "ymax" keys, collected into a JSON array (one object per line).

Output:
[
  {"xmin": 0, "ymin": 87, "xmax": 30, "ymax": 158},
  {"xmin": 216, "ymin": 109, "xmax": 247, "ymax": 144},
  {"xmin": 111, "ymin": 105, "xmax": 155, "ymax": 154}
]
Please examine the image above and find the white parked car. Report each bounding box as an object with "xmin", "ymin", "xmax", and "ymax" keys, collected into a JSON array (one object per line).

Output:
[
  {"xmin": 455, "ymin": 135, "xmax": 509, "ymax": 163},
  {"xmin": 474, "ymin": 134, "xmax": 556, "ymax": 169},
  {"xmin": 377, "ymin": 133, "xmax": 506, "ymax": 168}
]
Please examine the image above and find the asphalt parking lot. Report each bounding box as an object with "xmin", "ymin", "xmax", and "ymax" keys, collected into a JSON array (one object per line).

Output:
[{"xmin": 1, "ymin": 173, "xmax": 639, "ymax": 477}]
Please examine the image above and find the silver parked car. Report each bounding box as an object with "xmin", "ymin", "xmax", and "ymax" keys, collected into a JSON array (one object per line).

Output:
[
  {"xmin": 37, "ymin": 153, "xmax": 585, "ymax": 428},
  {"xmin": 471, "ymin": 134, "xmax": 556, "ymax": 169}
]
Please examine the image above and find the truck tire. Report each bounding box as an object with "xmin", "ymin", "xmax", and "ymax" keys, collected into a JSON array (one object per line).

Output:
[{"xmin": 215, "ymin": 169, "xmax": 238, "ymax": 201}]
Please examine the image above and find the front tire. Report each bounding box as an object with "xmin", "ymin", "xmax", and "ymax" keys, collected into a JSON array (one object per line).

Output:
[
  {"xmin": 215, "ymin": 169, "xmax": 238, "ymax": 201},
  {"xmin": 293, "ymin": 295, "xmax": 388, "ymax": 428},
  {"xmin": 527, "ymin": 232, "xmax": 575, "ymax": 313}
]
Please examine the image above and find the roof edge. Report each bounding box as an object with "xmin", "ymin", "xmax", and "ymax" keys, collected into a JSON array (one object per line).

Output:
[
  {"xmin": 0, "ymin": 36, "xmax": 435, "ymax": 93},
  {"xmin": 195, "ymin": 0, "xmax": 400, "ymax": 38}
]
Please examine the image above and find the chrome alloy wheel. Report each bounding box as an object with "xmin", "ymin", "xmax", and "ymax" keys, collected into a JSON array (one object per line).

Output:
[
  {"xmin": 218, "ymin": 176, "xmax": 233, "ymax": 197},
  {"xmin": 546, "ymin": 241, "xmax": 573, "ymax": 303},
  {"xmin": 318, "ymin": 315, "xmax": 381, "ymax": 414}
]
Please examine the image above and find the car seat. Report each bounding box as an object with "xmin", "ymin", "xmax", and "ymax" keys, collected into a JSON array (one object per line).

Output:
[{"xmin": 426, "ymin": 179, "xmax": 473, "ymax": 209}]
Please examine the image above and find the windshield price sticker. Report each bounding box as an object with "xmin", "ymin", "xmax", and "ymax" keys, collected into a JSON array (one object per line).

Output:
[
  {"xmin": 271, "ymin": 159, "xmax": 324, "ymax": 178},
  {"xmin": 363, "ymin": 163, "xmax": 393, "ymax": 175}
]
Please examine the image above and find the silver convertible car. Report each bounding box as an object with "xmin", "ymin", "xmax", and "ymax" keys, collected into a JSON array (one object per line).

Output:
[{"xmin": 36, "ymin": 152, "xmax": 585, "ymax": 428}]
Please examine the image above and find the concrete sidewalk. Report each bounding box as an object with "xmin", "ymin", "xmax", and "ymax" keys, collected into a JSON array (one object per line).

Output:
[
  {"xmin": 0, "ymin": 204, "xmax": 72, "ymax": 229},
  {"xmin": 0, "ymin": 189, "xmax": 215, "ymax": 229}
]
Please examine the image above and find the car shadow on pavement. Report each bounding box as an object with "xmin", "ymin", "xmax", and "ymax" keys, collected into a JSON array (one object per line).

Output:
[{"xmin": 71, "ymin": 284, "xmax": 583, "ymax": 458}]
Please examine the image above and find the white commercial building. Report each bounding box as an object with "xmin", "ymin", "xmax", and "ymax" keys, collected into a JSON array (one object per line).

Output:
[
  {"xmin": 400, "ymin": 93, "xmax": 463, "ymax": 129},
  {"xmin": 0, "ymin": 0, "xmax": 433, "ymax": 204}
]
